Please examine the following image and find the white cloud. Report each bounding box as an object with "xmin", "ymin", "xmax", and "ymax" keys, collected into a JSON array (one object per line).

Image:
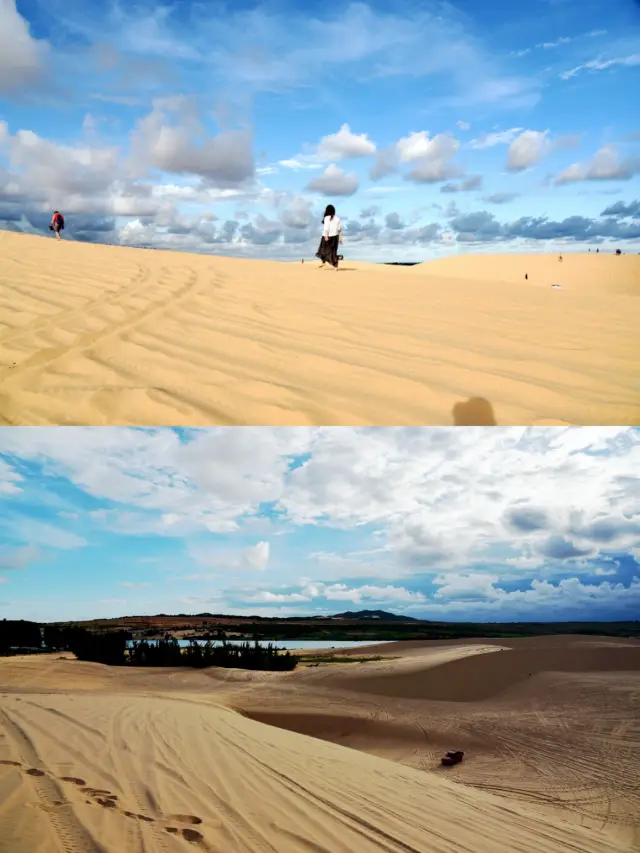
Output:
[
  {"xmin": 0, "ymin": 0, "xmax": 49, "ymax": 93},
  {"xmin": 242, "ymin": 541, "xmax": 270, "ymax": 571},
  {"xmin": 0, "ymin": 457, "xmax": 23, "ymax": 494},
  {"xmin": 309, "ymin": 582, "xmax": 425, "ymax": 603},
  {"xmin": 1, "ymin": 427, "xmax": 638, "ymax": 585},
  {"xmin": 470, "ymin": 128, "xmax": 522, "ymax": 149},
  {"xmin": 306, "ymin": 124, "xmax": 376, "ymax": 163},
  {"xmin": 555, "ymin": 145, "xmax": 639, "ymax": 184},
  {"xmin": 510, "ymin": 28, "xmax": 608, "ymax": 59},
  {"xmin": 456, "ymin": 121, "xmax": 471, "ymax": 131},
  {"xmin": 0, "ymin": 119, "xmax": 123, "ymax": 207},
  {"xmin": 278, "ymin": 159, "xmax": 323, "ymax": 171},
  {"xmin": 306, "ymin": 164, "xmax": 359, "ymax": 196},
  {"xmin": 433, "ymin": 573, "xmax": 501, "ymax": 599},
  {"xmin": 129, "ymin": 99, "xmax": 255, "ymax": 185},
  {"xmin": 397, "ymin": 133, "xmax": 462, "ymax": 183},
  {"xmin": 250, "ymin": 590, "xmax": 311, "ymax": 603},
  {"xmin": 560, "ymin": 54, "xmax": 640, "ymax": 80},
  {"xmin": 506, "ymin": 129, "xmax": 551, "ymax": 171},
  {"xmin": 423, "ymin": 575, "xmax": 640, "ymax": 614}
]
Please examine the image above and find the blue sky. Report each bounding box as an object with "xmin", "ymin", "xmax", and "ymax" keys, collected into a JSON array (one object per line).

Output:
[
  {"xmin": 0, "ymin": 0, "xmax": 639, "ymax": 260},
  {"xmin": 0, "ymin": 426, "xmax": 638, "ymax": 623}
]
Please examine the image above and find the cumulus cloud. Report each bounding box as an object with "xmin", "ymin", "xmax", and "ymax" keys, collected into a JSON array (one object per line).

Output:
[
  {"xmin": 242, "ymin": 541, "xmax": 270, "ymax": 571},
  {"xmin": 506, "ymin": 130, "xmax": 551, "ymax": 171},
  {"xmin": 601, "ymin": 200, "xmax": 640, "ymax": 219},
  {"xmin": 384, "ymin": 212, "xmax": 405, "ymax": 229},
  {"xmin": 0, "ymin": 0, "xmax": 50, "ymax": 94},
  {"xmin": 308, "ymin": 124, "xmax": 376, "ymax": 162},
  {"xmin": 555, "ymin": 145, "xmax": 640, "ymax": 184},
  {"xmin": 279, "ymin": 196, "xmax": 316, "ymax": 229},
  {"xmin": 450, "ymin": 210, "xmax": 502, "ymax": 242},
  {"xmin": 401, "ymin": 133, "xmax": 462, "ymax": 183},
  {"xmin": 306, "ymin": 164, "xmax": 359, "ymax": 196},
  {"xmin": 0, "ymin": 120, "xmax": 122, "ymax": 205},
  {"xmin": 369, "ymin": 146, "xmax": 398, "ymax": 181},
  {"xmin": 129, "ymin": 100, "xmax": 255, "ymax": 186}
]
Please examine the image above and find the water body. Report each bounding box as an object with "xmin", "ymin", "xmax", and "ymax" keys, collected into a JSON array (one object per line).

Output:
[{"xmin": 131, "ymin": 639, "xmax": 394, "ymax": 651}]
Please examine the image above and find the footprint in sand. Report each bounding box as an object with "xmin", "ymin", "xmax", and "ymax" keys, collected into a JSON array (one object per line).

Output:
[
  {"xmin": 168, "ymin": 815, "xmax": 203, "ymax": 825},
  {"xmin": 0, "ymin": 760, "xmax": 22, "ymax": 767},
  {"xmin": 55, "ymin": 775, "xmax": 204, "ymax": 840},
  {"xmin": 96, "ymin": 797, "xmax": 118, "ymax": 809},
  {"xmin": 26, "ymin": 768, "xmax": 46, "ymax": 777},
  {"xmin": 181, "ymin": 828, "xmax": 205, "ymax": 843}
]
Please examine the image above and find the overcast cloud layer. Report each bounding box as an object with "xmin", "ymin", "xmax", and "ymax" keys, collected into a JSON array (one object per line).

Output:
[
  {"xmin": 0, "ymin": 0, "xmax": 639, "ymax": 260},
  {"xmin": 0, "ymin": 427, "xmax": 638, "ymax": 622}
]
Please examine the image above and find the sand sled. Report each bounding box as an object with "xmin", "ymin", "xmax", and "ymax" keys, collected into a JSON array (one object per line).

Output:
[{"xmin": 441, "ymin": 750, "xmax": 464, "ymax": 766}]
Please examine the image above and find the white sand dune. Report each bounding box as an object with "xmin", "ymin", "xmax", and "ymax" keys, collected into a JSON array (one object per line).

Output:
[
  {"xmin": 1, "ymin": 636, "xmax": 638, "ymax": 852},
  {"xmin": 1, "ymin": 232, "xmax": 638, "ymax": 426}
]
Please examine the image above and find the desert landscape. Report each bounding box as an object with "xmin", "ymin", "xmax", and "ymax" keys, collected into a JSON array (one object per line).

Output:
[
  {"xmin": 0, "ymin": 231, "xmax": 638, "ymax": 427},
  {"xmin": 1, "ymin": 635, "xmax": 638, "ymax": 853}
]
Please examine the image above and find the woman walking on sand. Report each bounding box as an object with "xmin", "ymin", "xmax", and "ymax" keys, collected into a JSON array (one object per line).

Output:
[{"xmin": 316, "ymin": 204, "xmax": 343, "ymax": 270}]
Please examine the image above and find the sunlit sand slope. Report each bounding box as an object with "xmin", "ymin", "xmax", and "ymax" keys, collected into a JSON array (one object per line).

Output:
[
  {"xmin": 0, "ymin": 687, "xmax": 628, "ymax": 853},
  {"xmin": 1, "ymin": 232, "xmax": 637, "ymax": 425}
]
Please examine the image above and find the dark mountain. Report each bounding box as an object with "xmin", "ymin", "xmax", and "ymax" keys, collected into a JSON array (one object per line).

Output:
[{"xmin": 331, "ymin": 609, "xmax": 420, "ymax": 622}]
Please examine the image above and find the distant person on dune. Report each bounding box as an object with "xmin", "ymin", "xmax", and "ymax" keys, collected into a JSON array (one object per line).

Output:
[
  {"xmin": 49, "ymin": 211, "xmax": 65, "ymax": 240},
  {"xmin": 316, "ymin": 204, "xmax": 343, "ymax": 271}
]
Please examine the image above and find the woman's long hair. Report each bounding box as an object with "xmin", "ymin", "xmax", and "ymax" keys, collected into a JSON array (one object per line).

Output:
[{"xmin": 322, "ymin": 204, "xmax": 336, "ymax": 222}]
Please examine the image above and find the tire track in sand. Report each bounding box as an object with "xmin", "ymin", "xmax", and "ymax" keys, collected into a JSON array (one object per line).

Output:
[
  {"xmin": 0, "ymin": 264, "xmax": 201, "ymax": 387},
  {"xmin": 0, "ymin": 263, "xmax": 151, "ymax": 348}
]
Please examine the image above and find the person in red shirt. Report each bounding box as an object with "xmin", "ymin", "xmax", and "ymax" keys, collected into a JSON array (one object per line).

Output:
[{"xmin": 50, "ymin": 211, "xmax": 65, "ymax": 239}]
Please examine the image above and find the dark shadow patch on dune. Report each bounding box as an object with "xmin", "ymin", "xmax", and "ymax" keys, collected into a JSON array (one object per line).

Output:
[
  {"xmin": 335, "ymin": 646, "xmax": 640, "ymax": 702},
  {"xmin": 239, "ymin": 710, "xmax": 423, "ymax": 746},
  {"xmin": 238, "ymin": 708, "xmax": 490, "ymax": 760}
]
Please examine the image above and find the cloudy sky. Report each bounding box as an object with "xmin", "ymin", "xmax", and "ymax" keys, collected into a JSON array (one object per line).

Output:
[
  {"xmin": 0, "ymin": 426, "xmax": 638, "ymax": 623},
  {"xmin": 0, "ymin": 0, "xmax": 639, "ymax": 260}
]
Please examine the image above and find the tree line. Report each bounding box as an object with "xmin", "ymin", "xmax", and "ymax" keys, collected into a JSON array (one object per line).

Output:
[
  {"xmin": 38, "ymin": 625, "xmax": 298, "ymax": 671},
  {"xmin": 0, "ymin": 619, "xmax": 42, "ymax": 653}
]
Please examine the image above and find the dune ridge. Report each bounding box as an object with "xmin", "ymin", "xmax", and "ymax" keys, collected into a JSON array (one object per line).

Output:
[
  {"xmin": 1, "ymin": 635, "xmax": 639, "ymax": 852},
  {"xmin": 1, "ymin": 232, "xmax": 638, "ymax": 426}
]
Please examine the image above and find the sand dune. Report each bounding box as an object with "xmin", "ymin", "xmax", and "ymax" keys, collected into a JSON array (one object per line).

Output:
[
  {"xmin": 1, "ymin": 637, "xmax": 638, "ymax": 852},
  {"xmin": 1, "ymin": 232, "xmax": 638, "ymax": 426}
]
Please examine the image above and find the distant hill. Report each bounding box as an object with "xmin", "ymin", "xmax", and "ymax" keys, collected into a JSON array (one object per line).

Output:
[{"xmin": 331, "ymin": 609, "xmax": 419, "ymax": 622}]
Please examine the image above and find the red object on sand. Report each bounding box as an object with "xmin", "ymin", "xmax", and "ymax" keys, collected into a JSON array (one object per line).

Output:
[{"xmin": 441, "ymin": 750, "xmax": 464, "ymax": 766}]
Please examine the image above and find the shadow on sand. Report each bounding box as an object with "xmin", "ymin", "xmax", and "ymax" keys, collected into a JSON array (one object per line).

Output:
[{"xmin": 452, "ymin": 397, "xmax": 497, "ymax": 426}]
